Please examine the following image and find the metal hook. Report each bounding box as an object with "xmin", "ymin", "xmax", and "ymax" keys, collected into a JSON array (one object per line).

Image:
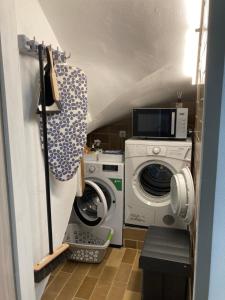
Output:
[
  {"xmin": 62, "ymin": 50, "xmax": 66, "ymax": 63},
  {"xmin": 54, "ymin": 46, "xmax": 59, "ymax": 61},
  {"xmin": 27, "ymin": 36, "xmax": 36, "ymax": 51},
  {"xmin": 41, "ymin": 41, "xmax": 46, "ymax": 57},
  {"xmin": 65, "ymin": 52, "xmax": 71, "ymax": 60},
  {"xmin": 32, "ymin": 36, "xmax": 38, "ymax": 53}
]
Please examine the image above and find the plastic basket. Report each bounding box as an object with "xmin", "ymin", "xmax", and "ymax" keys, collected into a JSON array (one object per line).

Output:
[{"xmin": 64, "ymin": 223, "xmax": 114, "ymax": 263}]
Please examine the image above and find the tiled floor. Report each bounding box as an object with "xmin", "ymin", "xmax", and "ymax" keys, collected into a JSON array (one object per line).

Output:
[{"xmin": 41, "ymin": 247, "xmax": 142, "ymax": 300}]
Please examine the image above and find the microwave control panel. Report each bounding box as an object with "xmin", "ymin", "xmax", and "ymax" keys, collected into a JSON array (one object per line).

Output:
[{"xmin": 175, "ymin": 108, "xmax": 188, "ymax": 139}]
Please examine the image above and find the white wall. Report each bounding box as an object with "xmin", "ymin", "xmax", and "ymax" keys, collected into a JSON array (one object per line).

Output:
[
  {"xmin": 208, "ymin": 70, "xmax": 225, "ymax": 299},
  {"xmin": 0, "ymin": 0, "xmax": 35, "ymax": 298},
  {"xmin": 193, "ymin": 1, "xmax": 225, "ymax": 299},
  {"xmin": 15, "ymin": 0, "xmax": 77, "ymax": 298},
  {"xmin": 39, "ymin": 0, "xmax": 201, "ymax": 133}
]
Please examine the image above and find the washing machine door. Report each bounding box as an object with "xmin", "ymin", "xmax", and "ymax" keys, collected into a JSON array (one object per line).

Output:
[
  {"xmin": 170, "ymin": 167, "xmax": 195, "ymax": 224},
  {"xmin": 74, "ymin": 179, "xmax": 108, "ymax": 226},
  {"xmin": 134, "ymin": 161, "xmax": 174, "ymax": 207},
  {"xmin": 140, "ymin": 163, "xmax": 173, "ymax": 197}
]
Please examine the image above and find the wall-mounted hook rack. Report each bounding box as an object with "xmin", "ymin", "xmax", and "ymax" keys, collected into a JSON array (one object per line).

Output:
[{"xmin": 17, "ymin": 34, "xmax": 70, "ymax": 63}]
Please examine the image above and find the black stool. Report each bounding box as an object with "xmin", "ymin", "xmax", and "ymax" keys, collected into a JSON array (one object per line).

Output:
[{"xmin": 139, "ymin": 226, "xmax": 192, "ymax": 300}]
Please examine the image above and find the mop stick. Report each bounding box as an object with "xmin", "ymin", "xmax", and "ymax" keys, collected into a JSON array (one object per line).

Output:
[{"xmin": 34, "ymin": 44, "xmax": 69, "ymax": 283}]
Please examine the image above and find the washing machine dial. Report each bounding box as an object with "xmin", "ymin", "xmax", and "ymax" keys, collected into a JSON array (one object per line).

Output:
[
  {"xmin": 153, "ymin": 147, "xmax": 161, "ymax": 154},
  {"xmin": 88, "ymin": 165, "xmax": 96, "ymax": 173}
]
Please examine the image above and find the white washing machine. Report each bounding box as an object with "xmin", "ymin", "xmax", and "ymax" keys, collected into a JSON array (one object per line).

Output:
[
  {"xmin": 72, "ymin": 154, "xmax": 124, "ymax": 246},
  {"xmin": 125, "ymin": 138, "xmax": 194, "ymax": 229}
]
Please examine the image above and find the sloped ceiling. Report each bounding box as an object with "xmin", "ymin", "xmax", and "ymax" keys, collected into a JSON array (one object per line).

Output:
[{"xmin": 39, "ymin": 0, "xmax": 200, "ymax": 132}]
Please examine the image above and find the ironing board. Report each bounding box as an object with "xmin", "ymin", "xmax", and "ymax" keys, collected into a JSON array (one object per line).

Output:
[{"xmin": 40, "ymin": 64, "xmax": 88, "ymax": 181}]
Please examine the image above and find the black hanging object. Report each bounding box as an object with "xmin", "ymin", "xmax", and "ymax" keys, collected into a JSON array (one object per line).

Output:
[
  {"xmin": 34, "ymin": 44, "xmax": 69, "ymax": 283},
  {"xmin": 37, "ymin": 47, "xmax": 61, "ymax": 114}
]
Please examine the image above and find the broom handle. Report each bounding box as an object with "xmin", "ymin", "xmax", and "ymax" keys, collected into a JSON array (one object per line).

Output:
[{"xmin": 38, "ymin": 45, "xmax": 53, "ymax": 255}]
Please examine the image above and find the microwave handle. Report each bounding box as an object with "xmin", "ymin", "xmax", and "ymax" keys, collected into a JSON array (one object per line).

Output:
[{"xmin": 171, "ymin": 112, "xmax": 175, "ymax": 135}]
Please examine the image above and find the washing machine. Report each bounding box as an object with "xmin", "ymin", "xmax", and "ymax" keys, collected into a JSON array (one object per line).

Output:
[
  {"xmin": 72, "ymin": 154, "xmax": 124, "ymax": 246},
  {"xmin": 125, "ymin": 138, "xmax": 194, "ymax": 229}
]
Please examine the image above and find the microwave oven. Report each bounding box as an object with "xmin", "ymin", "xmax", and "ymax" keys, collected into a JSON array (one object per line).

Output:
[{"xmin": 132, "ymin": 108, "xmax": 188, "ymax": 139}]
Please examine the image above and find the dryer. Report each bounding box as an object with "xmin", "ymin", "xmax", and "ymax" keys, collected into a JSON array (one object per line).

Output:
[
  {"xmin": 72, "ymin": 156, "xmax": 124, "ymax": 246},
  {"xmin": 125, "ymin": 138, "xmax": 194, "ymax": 229}
]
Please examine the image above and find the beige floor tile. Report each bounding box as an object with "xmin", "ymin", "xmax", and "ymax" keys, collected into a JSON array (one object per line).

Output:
[
  {"xmin": 132, "ymin": 252, "xmax": 141, "ymax": 271},
  {"xmin": 56, "ymin": 264, "xmax": 90, "ymax": 300},
  {"xmin": 99, "ymin": 266, "xmax": 118, "ymax": 285},
  {"xmin": 123, "ymin": 228, "xmax": 147, "ymax": 241},
  {"xmin": 113, "ymin": 281, "xmax": 128, "ymax": 288},
  {"xmin": 106, "ymin": 248, "xmax": 125, "ymax": 268},
  {"xmin": 42, "ymin": 248, "xmax": 143, "ymax": 300},
  {"xmin": 51, "ymin": 262, "xmax": 64, "ymax": 276},
  {"xmin": 124, "ymin": 240, "xmax": 137, "ymax": 249},
  {"xmin": 114, "ymin": 263, "xmax": 132, "ymax": 284},
  {"xmin": 41, "ymin": 290, "xmax": 58, "ymax": 300},
  {"xmin": 104, "ymin": 247, "xmax": 113, "ymax": 260},
  {"xmin": 122, "ymin": 290, "xmax": 142, "ymax": 300},
  {"xmin": 74, "ymin": 263, "xmax": 91, "ymax": 276},
  {"xmin": 122, "ymin": 249, "xmax": 137, "ymax": 264},
  {"xmin": 137, "ymin": 241, "xmax": 144, "ymax": 250},
  {"xmin": 90, "ymin": 283, "xmax": 110, "ymax": 300},
  {"xmin": 88, "ymin": 260, "xmax": 106, "ymax": 278},
  {"xmin": 75, "ymin": 276, "xmax": 98, "ymax": 299},
  {"xmin": 46, "ymin": 275, "xmax": 54, "ymax": 287},
  {"xmin": 44, "ymin": 271, "xmax": 70, "ymax": 297},
  {"xmin": 127, "ymin": 271, "xmax": 142, "ymax": 293},
  {"xmin": 107, "ymin": 285, "xmax": 126, "ymax": 300},
  {"xmin": 61, "ymin": 260, "xmax": 78, "ymax": 273}
]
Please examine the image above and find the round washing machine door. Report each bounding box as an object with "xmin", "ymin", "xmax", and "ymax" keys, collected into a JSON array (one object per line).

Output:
[
  {"xmin": 170, "ymin": 167, "xmax": 195, "ymax": 224},
  {"xmin": 133, "ymin": 160, "xmax": 175, "ymax": 207},
  {"xmin": 88, "ymin": 177, "xmax": 116, "ymax": 219},
  {"xmin": 74, "ymin": 179, "xmax": 108, "ymax": 226},
  {"xmin": 140, "ymin": 163, "xmax": 173, "ymax": 196}
]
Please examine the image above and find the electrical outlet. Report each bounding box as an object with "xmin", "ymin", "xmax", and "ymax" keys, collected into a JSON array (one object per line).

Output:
[{"xmin": 119, "ymin": 130, "xmax": 126, "ymax": 138}]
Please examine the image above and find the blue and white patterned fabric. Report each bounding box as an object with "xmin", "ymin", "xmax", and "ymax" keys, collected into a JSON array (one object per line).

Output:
[{"xmin": 40, "ymin": 64, "xmax": 88, "ymax": 181}]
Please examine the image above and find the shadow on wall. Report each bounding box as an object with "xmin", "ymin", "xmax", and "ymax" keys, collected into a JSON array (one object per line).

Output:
[
  {"xmin": 87, "ymin": 65, "xmax": 196, "ymax": 133},
  {"xmin": 88, "ymin": 90, "xmax": 196, "ymax": 151}
]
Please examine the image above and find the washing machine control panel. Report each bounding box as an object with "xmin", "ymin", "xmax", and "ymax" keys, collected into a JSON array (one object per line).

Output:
[
  {"xmin": 85, "ymin": 162, "xmax": 124, "ymax": 177},
  {"xmin": 166, "ymin": 147, "xmax": 192, "ymax": 160},
  {"xmin": 152, "ymin": 147, "xmax": 161, "ymax": 154},
  {"xmin": 147, "ymin": 146, "xmax": 166, "ymax": 156},
  {"xmin": 88, "ymin": 165, "xmax": 96, "ymax": 173}
]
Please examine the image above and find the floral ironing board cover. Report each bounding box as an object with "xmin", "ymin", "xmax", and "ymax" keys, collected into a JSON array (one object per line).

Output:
[{"xmin": 40, "ymin": 64, "xmax": 87, "ymax": 181}]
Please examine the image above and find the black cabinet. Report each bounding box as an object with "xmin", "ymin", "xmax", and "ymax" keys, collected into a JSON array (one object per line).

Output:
[{"xmin": 139, "ymin": 226, "xmax": 192, "ymax": 300}]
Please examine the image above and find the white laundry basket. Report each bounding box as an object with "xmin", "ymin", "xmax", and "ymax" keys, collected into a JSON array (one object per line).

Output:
[{"xmin": 64, "ymin": 223, "xmax": 114, "ymax": 263}]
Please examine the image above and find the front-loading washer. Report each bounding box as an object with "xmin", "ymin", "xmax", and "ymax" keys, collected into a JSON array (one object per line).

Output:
[
  {"xmin": 125, "ymin": 138, "xmax": 194, "ymax": 229},
  {"xmin": 71, "ymin": 156, "xmax": 124, "ymax": 246}
]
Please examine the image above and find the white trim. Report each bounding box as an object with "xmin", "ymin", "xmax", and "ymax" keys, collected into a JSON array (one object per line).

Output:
[
  {"xmin": 0, "ymin": 0, "xmax": 35, "ymax": 299},
  {"xmin": 0, "ymin": 47, "xmax": 17, "ymax": 300},
  {"xmin": 193, "ymin": 1, "xmax": 225, "ymax": 299},
  {"xmin": 170, "ymin": 167, "xmax": 194, "ymax": 224},
  {"xmin": 182, "ymin": 167, "xmax": 194, "ymax": 224},
  {"xmin": 80, "ymin": 180, "xmax": 108, "ymax": 224}
]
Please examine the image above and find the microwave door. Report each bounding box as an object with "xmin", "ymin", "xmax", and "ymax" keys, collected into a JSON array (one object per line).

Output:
[{"xmin": 132, "ymin": 108, "xmax": 176, "ymax": 138}]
